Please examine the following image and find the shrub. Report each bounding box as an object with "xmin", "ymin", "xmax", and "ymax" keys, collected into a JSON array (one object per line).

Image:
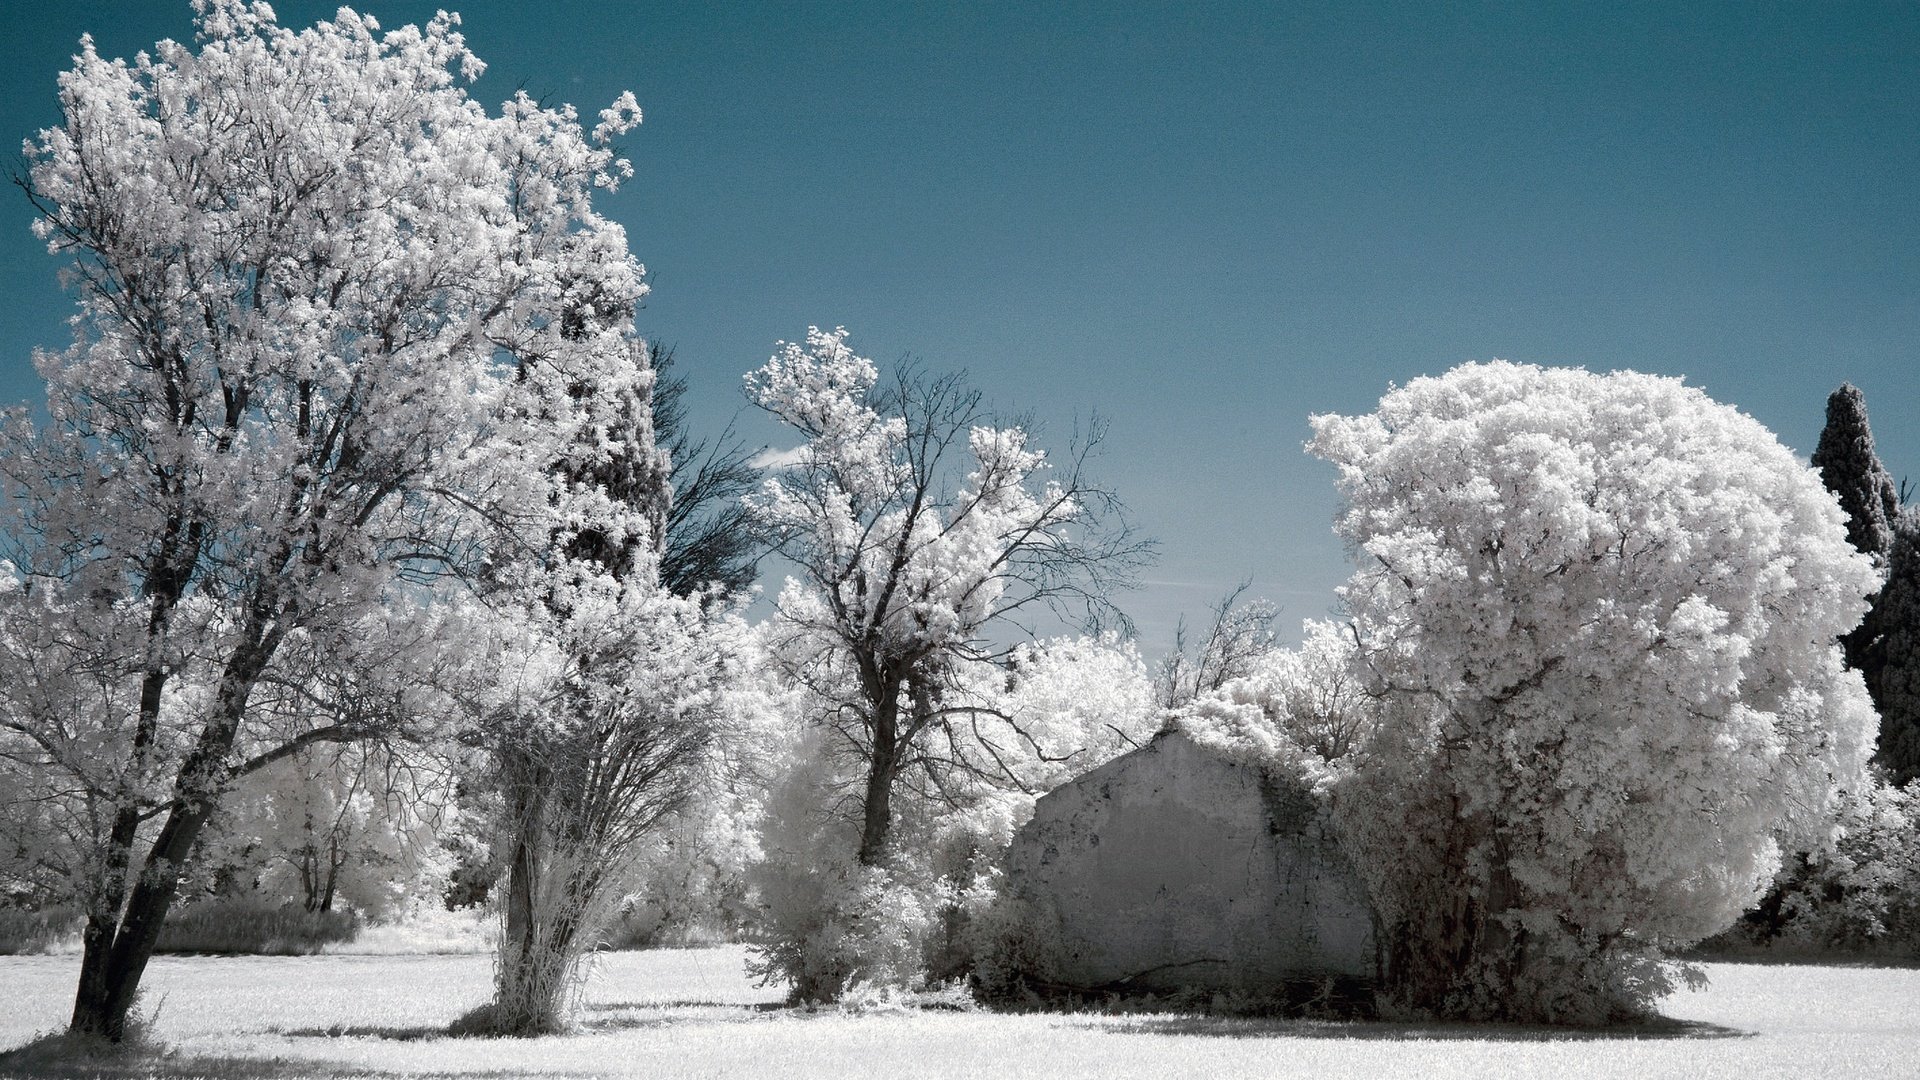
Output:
[
  {"xmin": 747, "ymin": 858, "xmax": 938, "ymax": 1003},
  {"xmin": 965, "ymin": 889, "xmax": 1066, "ymax": 1006},
  {"xmin": 598, "ymin": 801, "xmax": 764, "ymax": 951},
  {"xmin": 0, "ymin": 905, "xmax": 82, "ymax": 955},
  {"xmin": 1310, "ymin": 363, "xmax": 1878, "ymax": 1024},
  {"xmin": 744, "ymin": 722, "xmax": 1026, "ymax": 1002},
  {"xmin": 1715, "ymin": 778, "xmax": 1920, "ymax": 960},
  {"xmin": 153, "ymin": 897, "xmax": 357, "ymax": 955}
]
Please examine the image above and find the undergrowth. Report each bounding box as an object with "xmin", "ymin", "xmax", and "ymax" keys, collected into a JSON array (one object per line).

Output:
[
  {"xmin": 0, "ymin": 906, "xmax": 82, "ymax": 955},
  {"xmin": 155, "ymin": 898, "xmax": 356, "ymax": 955}
]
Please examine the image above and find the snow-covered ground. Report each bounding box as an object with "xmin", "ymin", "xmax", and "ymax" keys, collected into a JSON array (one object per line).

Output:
[{"xmin": 2, "ymin": 947, "xmax": 1915, "ymax": 1079}]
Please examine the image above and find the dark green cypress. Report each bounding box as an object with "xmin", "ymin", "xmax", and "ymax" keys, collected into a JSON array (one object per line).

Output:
[
  {"xmin": 1812, "ymin": 383, "xmax": 1901, "ymax": 564},
  {"xmin": 1813, "ymin": 384, "xmax": 1902, "ymax": 678},
  {"xmin": 1869, "ymin": 511, "xmax": 1920, "ymax": 785}
]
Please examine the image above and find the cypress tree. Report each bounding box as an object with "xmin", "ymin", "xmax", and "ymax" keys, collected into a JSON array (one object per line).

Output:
[
  {"xmin": 1812, "ymin": 384, "xmax": 1902, "ymax": 676},
  {"xmin": 1812, "ymin": 383, "xmax": 1901, "ymax": 564},
  {"xmin": 1741, "ymin": 385, "xmax": 1915, "ymax": 947},
  {"xmin": 1870, "ymin": 511, "xmax": 1920, "ymax": 785}
]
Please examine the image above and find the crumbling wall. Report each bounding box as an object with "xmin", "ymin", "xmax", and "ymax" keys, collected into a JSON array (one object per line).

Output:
[{"xmin": 1004, "ymin": 730, "xmax": 1376, "ymax": 994}]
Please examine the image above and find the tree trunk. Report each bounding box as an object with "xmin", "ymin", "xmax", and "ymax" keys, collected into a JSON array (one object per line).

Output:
[
  {"xmin": 70, "ymin": 912, "xmax": 121, "ymax": 1037},
  {"xmin": 68, "ymin": 629, "xmax": 275, "ymax": 1041},
  {"xmin": 504, "ymin": 827, "xmax": 541, "ymax": 987},
  {"xmin": 491, "ymin": 760, "xmax": 612, "ymax": 1034},
  {"xmin": 71, "ymin": 650, "xmax": 179, "ymax": 1036},
  {"xmin": 1383, "ymin": 793, "xmax": 1485, "ymax": 1018},
  {"xmin": 1478, "ymin": 837, "xmax": 1525, "ymax": 1006},
  {"xmin": 502, "ymin": 741, "xmax": 546, "ymax": 986},
  {"xmin": 69, "ymin": 798, "xmax": 219, "ymax": 1039},
  {"xmin": 320, "ymin": 829, "xmax": 343, "ymax": 913},
  {"xmin": 299, "ymin": 846, "xmax": 320, "ymax": 912},
  {"xmin": 492, "ymin": 739, "xmax": 576, "ymax": 1034},
  {"xmin": 856, "ymin": 680, "xmax": 902, "ymax": 867}
]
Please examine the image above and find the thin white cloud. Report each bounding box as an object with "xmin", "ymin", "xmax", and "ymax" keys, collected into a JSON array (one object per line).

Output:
[{"xmin": 748, "ymin": 445, "xmax": 809, "ymax": 470}]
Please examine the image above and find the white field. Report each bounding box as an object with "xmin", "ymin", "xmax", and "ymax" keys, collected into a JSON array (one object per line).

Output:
[{"xmin": 1, "ymin": 948, "xmax": 1916, "ymax": 1079}]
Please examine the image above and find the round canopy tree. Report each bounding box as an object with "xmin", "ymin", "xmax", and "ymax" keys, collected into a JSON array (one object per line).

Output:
[{"xmin": 1309, "ymin": 361, "xmax": 1880, "ymax": 1024}]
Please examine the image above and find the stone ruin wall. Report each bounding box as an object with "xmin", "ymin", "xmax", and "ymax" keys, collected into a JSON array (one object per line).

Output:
[{"xmin": 1004, "ymin": 730, "xmax": 1377, "ymax": 994}]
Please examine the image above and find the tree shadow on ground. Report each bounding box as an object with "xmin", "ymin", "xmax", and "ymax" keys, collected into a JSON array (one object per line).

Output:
[
  {"xmin": 1684, "ymin": 947, "xmax": 1920, "ymax": 970},
  {"xmin": 1099, "ymin": 1014, "xmax": 1749, "ymax": 1042},
  {"xmin": 0, "ymin": 1032, "xmax": 370, "ymax": 1079},
  {"xmin": 580, "ymin": 1001, "xmax": 779, "ymax": 1033},
  {"xmin": 590, "ymin": 1000, "xmax": 821, "ymax": 1017},
  {"xmin": 276, "ymin": 1023, "xmax": 453, "ymax": 1040},
  {"xmin": 582, "ymin": 999, "xmax": 761, "ymax": 1011},
  {"xmin": 265, "ymin": 1000, "xmax": 786, "ymax": 1042}
]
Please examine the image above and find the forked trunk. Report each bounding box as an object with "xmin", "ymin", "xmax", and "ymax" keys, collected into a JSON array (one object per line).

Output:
[
  {"xmin": 68, "ymin": 631, "xmax": 274, "ymax": 1041},
  {"xmin": 69, "ymin": 800, "xmax": 220, "ymax": 1039}
]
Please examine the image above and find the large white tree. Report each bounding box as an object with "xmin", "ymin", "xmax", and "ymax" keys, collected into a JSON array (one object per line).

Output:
[
  {"xmin": 741, "ymin": 327, "xmax": 1152, "ymax": 998},
  {"xmin": 1308, "ymin": 361, "xmax": 1880, "ymax": 1023},
  {"xmin": 0, "ymin": 2, "xmax": 649, "ymax": 1039},
  {"xmin": 745, "ymin": 327, "xmax": 1149, "ymax": 870}
]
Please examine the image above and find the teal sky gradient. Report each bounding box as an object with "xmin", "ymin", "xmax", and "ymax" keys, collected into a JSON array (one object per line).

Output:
[{"xmin": 3, "ymin": 2, "xmax": 1917, "ymax": 650}]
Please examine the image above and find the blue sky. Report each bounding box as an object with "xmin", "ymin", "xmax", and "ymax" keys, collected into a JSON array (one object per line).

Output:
[{"xmin": 2, "ymin": 2, "xmax": 1916, "ymax": 652}]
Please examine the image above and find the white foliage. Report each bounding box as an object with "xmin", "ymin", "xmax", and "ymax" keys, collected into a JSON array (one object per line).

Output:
[
  {"xmin": 747, "ymin": 633, "xmax": 1154, "ymax": 1000},
  {"xmin": 745, "ymin": 328, "xmax": 1084, "ymax": 661},
  {"xmin": 0, "ymin": 0, "xmax": 658, "ymax": 1036},
  {"xmin": 739, "ymin": 327, "xmax": 1142, "ymax": 999},
  {"xmin": 997, "ymin": 635, "xmax": 1158, "ymax": 791},
  {"xmin": 1175, "ymin": 618, "xmax": 1373, "ymax": 793},
  {"xmin": 1307, "ymin": 361, "xmax": 1880, "ymax": 1023},
  {"xmin": 1769, "ymin": 779, "xmax": 1920, "ymax": 952},
  {"xmin": 209, "ymin": 744, "xmax": 458, "ymax": 920}
]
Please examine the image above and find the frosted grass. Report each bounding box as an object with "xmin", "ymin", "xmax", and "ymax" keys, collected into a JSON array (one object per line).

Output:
[{"xmin": 2, "ymin": 949, "xmax": 1915, "ymax": 1079}]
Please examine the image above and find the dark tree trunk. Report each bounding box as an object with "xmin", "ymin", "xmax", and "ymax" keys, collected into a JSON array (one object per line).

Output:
[
  {"xmin": 71, "ymin": 646, "xmax": 181, "ymax": 1036},
  {"xmin": 490, "ymin": 736, "xmax": 616, "ymax": 1034},
  {"xmin": 298, "ymin": 844, "xmax": 320, "ymax": 912},
  {"xmin": 856, "ymin": 680, "xmax": 902, "ymax": 867},
  {"xmin": 504, "ymin": 827, "xmax": 541, "ymax": 980},
  {"xmin": 69, "ymin": 798, "xmax": 220, "ymax": 1039},
  {"xmin": 320, "ymin": 829, "xmax": 344, "ymax": 913},
  {"xmin": 68, "ymin": 629, "xmax": 275, "ymax": 1041},
  {"xmin": 502, "ymin": 739, "xmax": 547, "ymax": 982},
  {"xmin": 70, "ymin": 913, "xmax": 120, "ymax": 1037}
]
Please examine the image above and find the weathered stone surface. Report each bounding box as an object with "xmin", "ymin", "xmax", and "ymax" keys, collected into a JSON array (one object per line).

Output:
[{"xmin": 1005, "ymin": 730, "xmax": 1376, "ymax": 993}]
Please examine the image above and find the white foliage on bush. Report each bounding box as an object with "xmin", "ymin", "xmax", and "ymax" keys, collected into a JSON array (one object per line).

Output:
[
  {"xmin": 205, "ymin": 745, "xmax": 458, "ymax": 921},
  {"xmin": 1767, "ymin": 779, "xmax": 1920, "ymax": 953},
  {"xmin": 747, "ymin": 634, "xmax": 1155, "ymax": 1000},
  {"xmin": 1174, "ymin": 619, "xmax": 1373, "ymax": 792},
  {"xmin": 610, "ymin": 632, "xmax": 798, "ymax": 947},
  {"xmin": 745, "ymin": 725, "xmax": 933, "ymax": 1001},
  {"xmin": 1308, "ymin": 361, "xmax": 1881, "ymax": 1023}
]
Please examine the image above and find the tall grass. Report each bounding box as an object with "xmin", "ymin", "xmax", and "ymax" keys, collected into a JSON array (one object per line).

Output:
[
  {"xmin": 154, "ymin": 898, "xmax": 357, "ymax": 955},
  {"xmin": 0, "ymin": 906, "xmax": 81, "ymax": 954}
]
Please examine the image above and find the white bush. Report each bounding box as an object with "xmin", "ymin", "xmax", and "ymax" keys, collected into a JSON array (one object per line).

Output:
[
  {"xmin": 1309, "ymin": 362, "xmax": 1879, "ymax": 1023},
  {"xmin": 1765, "ymin": 779, "xmax": 1920, "ymax": 954}
]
